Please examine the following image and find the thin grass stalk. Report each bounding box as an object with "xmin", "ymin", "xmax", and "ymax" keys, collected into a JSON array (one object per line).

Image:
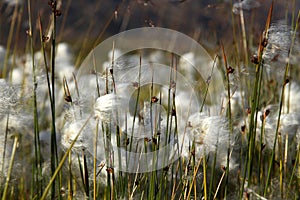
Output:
[
  {"xmin": 83, "ymin": 152, "xmax": 90, "ymax": 198},
  {"xmin": 258, "ymin": 114, "xmax": 266, "ymax": 186},
  {"xmin": 18, "ymin": 176, "xmax": 24, "ymax": 200},
  {"xmin": 129, "ymin": 53, "xmax": 142, "ymax": 155},
  {"xmin": 278, "ymin": 133, "xmax": 283, "ymax": 198},
  {"xmin": 172, "ymin": 57, "xmax": 180, "ymax": 200},
  {"xmin": 92, "ymin": 51, "xmax": 101, "ymax": 98},
  {"xmin": 126, "ymin": 54, "xmax": 141, "ymax": 198},
  {"xmin": 240, "ymin": 34, "xmax": 263, "ymax": 198},
  {"xmin": 38, "ymin": 15, "xmax": 54, "ymax": 112},
  {"xmin": 289, "ymin": 0, "xmax": 296, "ymax": 29},
  {"xmin": 129, "ymin": 164, "xmax": 141, "ymax": 199},
  {"xmin": 48, "ymin": 1, "xmax": 61, "ymax": 199},
  {"xmin": 149, "ymin": 77, "xmax": 159, "ymax": 200},
  {"xmin": 110, "ymin": 43, "xmax": 124, "ymax": 198},
  {"xmin": 287, "ymin": 11, "xmax": 300, "ymax": 190},
  {"xmin": 240, "ymin": 4, "xmax": 274, "ymax": 196},
  {"xmin": 1, "ymin": 135, "xmax": 19, "ymax": 200},
  {"xmin": 288, "ymin": 141, "xmax": 300, "ymax": 189},
  {"xmin": 27, "ymin": 0, "xmax": 43, "ymax": 197},
  {"xmin": 187, "ymin": 155, "xmax": 203, "ymax": 200},
  {"xmin": 68, "ymin": 151, "xmax": 73, "ymax": 199},
  {"xmin": 182, "ymin": 155, "xmax": 191, "ymax": 199},
  {"xmin": 93, "ymin": 120, "xmax": 99, "ymax": 200},
  {"xmin": 40, "ymin": 115, "xmax": 92, "ymax": 200},
  {"xmin": 150, "ymin": 75, "xmax": 159, "ymax": 200},
  {"xmin": 150, "ymin": 65, "xmax": 161, "ymax": 200},
  {"xmin": 171, "ymin": 143, "xmax": 180, "ymax": 199},
  {"xmin": 264, "ymin": 10, "xmax": 300, "ymax": 196},
  {"xmin": 221, "ymin": 43, "xmax": 233, "ymax": 198},
  {"xmin": 104, "ymin": 124, "xmax": 112, "ymax": 200},
  {"xmin": 171, "ymin": 161, "xmax": 182, "ymax": 199},
  {"xmin": 238, "ymin": 0, "xmax": 249, "ymax": 74},
  {"xmin": 149, "ymin": 75, "xmax": 158, "ymax": 199},
  {"xmin": 284, "ymin": 133, "xmax": 288, "ymax": 183},
  {"xmin": 91, "ymin": 49, "xmax": 100, "ymax": 200},
  {"xmin": 156, "ymin": 55, "xmax": 174, "ymax": 198},
  {"xmin": 200, "ymin": 55, "xmax": 217, "ymax": 113},
  {"xmin": 9, "ymin": 186, "xmax": 14, "ymax": 200},
  {"xmin": 158, "ymin": 54, "xmax": 178, "ymax": 200},
  {"xmin": 240, "ymin": 35, "xmax": 261, "ymax": 198},
  {"xmin": 100, "ymin": 122, "xmax": 110, "ymax": 199},
  {"xmin": 209, "ymin": 149, "xmax": 218, "ymax": 200},
  {"xmin": 213, "ymin": 168, "xmax": 226, "ymax": 200},
  {"xmin": 263, "ymin": 65, "xmax": 289, "ymax": 196},
  {"xmin": 30, "ymin": 165, "xmax": 34, "ymax": 200},
  {"xmin": 167, "ymin": 55, "xmax": 178, "ymax": 199},
  {"xmin": 252, "ymin": 49, "xmax": 266, "ymax": 188},
  {"xmin": 158, "ymin": 58, "xmax": 173, "ymax": 197}
]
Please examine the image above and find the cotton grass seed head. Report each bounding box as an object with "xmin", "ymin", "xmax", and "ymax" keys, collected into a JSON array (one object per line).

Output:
[
  {"xmin": 187, "ymin": 113, "xmax": 230, "ymax": 155},
  {"xmin": 264, "ymin": 22, "xmax": 291, "ymax": 62},
  {"xmin": 94, "ymin": 93, "xmax": 120, "ymax": 124},
  {"xmin": 255, "ymin": 106, "xmax": 300, "ymax": 150},
  {"xmin": 263, "ymin": 21, "xmax": 299, "ymax": 71},
  {"xmin": 61, "ymin": 119, "xmax": 94, "ymax": 153}
]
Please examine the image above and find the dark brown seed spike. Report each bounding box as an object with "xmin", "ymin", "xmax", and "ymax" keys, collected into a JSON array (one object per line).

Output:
[
  {"xmin": 227, "ymin": 66, "xmax": 234, "ymax": 74},
  {"xmin": 250, "ymin": 55, "xmax": 259, "ymax": 64},
  {"xmin": 151, "ymin": 96, "xmax": 159, "ymax": 103}
]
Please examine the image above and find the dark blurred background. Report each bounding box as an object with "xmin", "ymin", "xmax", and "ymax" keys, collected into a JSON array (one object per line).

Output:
[{"xmin": 0, "ymin": 0, "xmax": 299, "ymax": 62}]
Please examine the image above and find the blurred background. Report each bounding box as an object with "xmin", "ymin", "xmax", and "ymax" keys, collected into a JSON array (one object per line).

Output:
[{"xmin": 0, "ymin": 0, "xmax": 299, "ymax": 64}]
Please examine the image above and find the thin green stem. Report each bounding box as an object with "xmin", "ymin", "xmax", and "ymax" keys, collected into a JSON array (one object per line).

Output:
[{"xmin": 27, "ymin": 0, "xmax": 42, "ymax": 197}]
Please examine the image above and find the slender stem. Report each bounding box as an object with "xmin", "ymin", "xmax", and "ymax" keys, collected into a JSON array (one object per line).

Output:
[
  {"xmin": 264, "ymin": 10, "xmax": 299, "ymax": 196},
  {"xmin": 1, "ymin": 136, "xmax": 19, "ymax": 200},
  {"xmin": 27, "ymin": 0, "xmax": 43, "ymax": 197}
]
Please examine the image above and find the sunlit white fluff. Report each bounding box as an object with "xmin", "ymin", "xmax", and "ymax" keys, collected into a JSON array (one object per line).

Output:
[
  {"xmin": 186, "ymin": 113, "xmax": 230, "ymax": 153},
  {"xmin": 61, "ymin": 119, "xmax": 95, "ymax": 153},
  {"xmin": 60, "ymin": 112, "xmax": 121, "ymax": 186},
  {"xmin": 94, "ymin": 93, "xmax": 120, "ymax": 124},
  {"xmin": 264, "ymin": 22, "xmax": 291, "ymax": 62},
  {"xmin": 263, "ymin": 22, "xmax": 300, "ymax": 80},
  {"xmin": 55, "ymin": 43, "xmax": 75, "ymax": 82},
  {"xmin": 0, "ymin": 112, "xmax": 34, "ymax": 184},
  {"xmin": 184, "ymin": 113, "xmax": 238, "ymax": 171},
  {"xmin": 256, "ymin": 109, "xmax": 300, "ymax": 150},
  {"xmin": 283, "ymin": 81, "xmax": 300, "ymax": 113},
  {"xmin": 108, "ymin": 48, "xmax": 123, "ymax": 62},
  {"xmin": 0, "ymin": 80, "xmax": 33, "ymax": 180}
]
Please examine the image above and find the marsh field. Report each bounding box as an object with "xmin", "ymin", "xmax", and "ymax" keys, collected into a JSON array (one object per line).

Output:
[{"xmin": 0, "ymin": 0, "xmax": 300, "ymax": 199}]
